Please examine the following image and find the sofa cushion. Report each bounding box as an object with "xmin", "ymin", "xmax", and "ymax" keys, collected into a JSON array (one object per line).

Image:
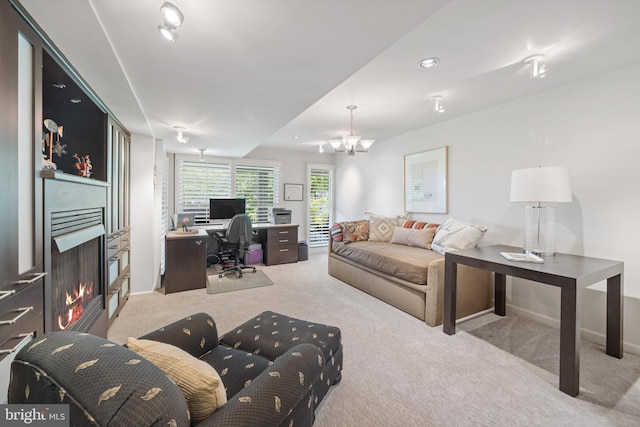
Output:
[
  {"xmin": 366, "ymin": 212, "xmax": 406, "ymax": 242},
  {"xmin": 9, "ymin": 331, "xmax": 190, "ymax": 427},
  {"xmin": 199, "ymin": 345, "xmax": 271, "ymax": 399},
  {"xmin": 332, "ymin": 240, "xmax": 442, "ymax": 285},
  {"xmin": 408, "ymin": 227, "xmax": 436, "ymax": 249},
  {"xmin": 390, "ymin": 226, "xmax": 436, "ymax": 249},
  {"xmin": 330, "ymin": 223, "xmax": 343, "ymax": 241},
  {"xmin": 431, "ymin": 217, "xmax": 487, "ymax": 254},
  {"xmin": 401, "ymin": 220, "xmax": 439, "ymax": 230},
  {"xmin": 127, "ymin": 337, "xmax": 227, "ymax": 422},
  {"xmin": 341, "ymin": 220, "xmax": 370, "ymax": 243}
]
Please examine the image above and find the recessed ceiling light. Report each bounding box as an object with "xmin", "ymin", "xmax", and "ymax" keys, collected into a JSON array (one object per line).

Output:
[
  {"xmin": 418, "ymin": 57, "xmax": 440, "ymax": 68},
  {"xmin": 293, "ymin": 136, "xmax": 300, "ymax": 139}
]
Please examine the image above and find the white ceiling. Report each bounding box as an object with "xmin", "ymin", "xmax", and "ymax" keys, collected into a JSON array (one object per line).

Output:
[{"xmin": 19, "ymin": 0, "xmax": 640, "ymax": 157}]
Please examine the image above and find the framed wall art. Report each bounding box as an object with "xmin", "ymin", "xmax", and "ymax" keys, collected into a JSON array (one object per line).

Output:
[
  {"xmin": 404, "ymin": 146, "xmax": 448, "ymax": 213},
  {"xmin": 284, "ymin": 183, "xmax": 304, "ymax": 201}
]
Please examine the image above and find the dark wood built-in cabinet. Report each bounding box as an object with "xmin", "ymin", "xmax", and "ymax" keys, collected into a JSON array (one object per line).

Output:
[
  {"xmin": 0, "ymin": 0, "xmax": 131, "ymax": 395},
  {"xmin": 0, "ymin": 0, "xmax": 46, "ymax": 395},
  {"xmin": 107, "ymin": 227, "xmax": 131, "ymax": 326}
]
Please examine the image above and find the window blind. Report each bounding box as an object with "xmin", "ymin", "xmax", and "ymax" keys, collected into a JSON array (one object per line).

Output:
[
  {"xmin": 175, "ymin": 156, "xmax": 280, "ymax": 225},
  {"xmin": 308, "ymin": 165, "xmax": 334, "ymax": 247},
  {"xmin": 176, "ymin": 158, "xmax": 232, "ymax": 224},
  {"xmin": 160, "ymin": 154, "xmax": 169, "ymax": 274},
  {"xmin": 235, "ymin": 163, "xmax": 280, "ymax": 224}
]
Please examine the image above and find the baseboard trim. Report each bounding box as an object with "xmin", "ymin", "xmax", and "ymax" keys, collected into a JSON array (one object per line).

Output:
[{"xmin": 507, "ymin": 304, "xmax": 640, "ymax": 357}]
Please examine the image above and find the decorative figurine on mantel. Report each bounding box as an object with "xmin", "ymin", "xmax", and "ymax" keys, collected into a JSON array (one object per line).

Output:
[
  {"xmin": 72, "ymin": 153, "xmax": 92, "ymax": 178},
  {"xmin": 42, "ymin": 118, "xmax": 63, "ymax": 170}
]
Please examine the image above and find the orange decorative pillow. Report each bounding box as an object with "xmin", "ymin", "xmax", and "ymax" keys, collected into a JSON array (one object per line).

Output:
[{"xmin": 341, "ymin": 220, "xmax": 370, "ymax": 243}]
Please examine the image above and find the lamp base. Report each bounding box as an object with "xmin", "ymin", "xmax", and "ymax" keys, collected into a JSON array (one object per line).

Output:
[{"xmin": 523, "ymin": 204, "xmax": 556, "ymax": 257}]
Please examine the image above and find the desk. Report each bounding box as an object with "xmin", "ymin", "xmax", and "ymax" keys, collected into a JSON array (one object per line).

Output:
[
  {"xmin": 198, "ymin": 223, "xmax": 299, "ymax": 266},
  {"xmin": 164, "ymin": 229, "xmax": 208, "ymax": 294},
  {"xmin": 443, "ymin": 244, "xmax": 623, "ymax": 396}
]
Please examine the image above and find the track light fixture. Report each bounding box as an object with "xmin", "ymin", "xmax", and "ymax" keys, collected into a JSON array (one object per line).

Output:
[
  {"xmin": 523, "ymin": 54, "xmax": 548, "ymax": 79},
  {"xmin": 174, "ymin": 126, "xmax": 189, "ymax": 144},
  {"xmin": 158, "ymin": 2, "xmax": 184, "ymax": 43},
  {"xmin": 199, "ymin": 148, "xmax": 205, "ymax": 161},
  {"xmin": 431, "ymin": 96, "xmax": 445, "ymax": 113}
]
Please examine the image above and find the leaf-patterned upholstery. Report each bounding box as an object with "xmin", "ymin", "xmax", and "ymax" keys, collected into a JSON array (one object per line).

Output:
[
  {"xmin": 219, "ymin": 311, "xmax": 343, "ymax": 407},
  {"xmin": 9, "ymin": 311, "xmax": 341, "ymax": 426},
  {"xmin": 8, "ymin": 331, "xmax": 190, "ymax": 426}
]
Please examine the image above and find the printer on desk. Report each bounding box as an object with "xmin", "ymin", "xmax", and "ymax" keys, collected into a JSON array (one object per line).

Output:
[{"xmin": 270, "ymin": 207, "xmax": 292, "ymax": 224}]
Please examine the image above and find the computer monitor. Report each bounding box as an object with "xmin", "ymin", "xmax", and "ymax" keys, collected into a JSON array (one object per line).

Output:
[{"xmin": 209, "ymin": 198, "xmax": 246, "ymax": 221}]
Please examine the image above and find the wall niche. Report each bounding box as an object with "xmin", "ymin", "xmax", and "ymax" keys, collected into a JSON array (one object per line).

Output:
[{"xmin": 42, "ymin": 51, "xmax": 107, "ymax": 182}]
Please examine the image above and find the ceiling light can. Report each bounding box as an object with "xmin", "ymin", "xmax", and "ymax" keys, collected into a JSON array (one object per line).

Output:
[{"xmin": 419, "ymin": 57, "xmax": 440, "ymax": 68}]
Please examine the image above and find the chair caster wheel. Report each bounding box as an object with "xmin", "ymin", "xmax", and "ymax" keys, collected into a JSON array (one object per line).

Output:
[
  {"xmin": 218, "ymin": 274, "xmax": 223, "ymax": 278},
  {"xmin": 252, "ymin": 268, "xmax": 256, "ymax": 273},
  {"xmin": 236, "ymin": 271, "xmax": 242, "ymax": 279}
]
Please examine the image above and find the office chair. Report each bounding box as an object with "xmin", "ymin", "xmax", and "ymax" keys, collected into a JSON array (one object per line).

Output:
[{"xmin": 215, "ymin": 214, "xmax": 257, "ymax": 278}]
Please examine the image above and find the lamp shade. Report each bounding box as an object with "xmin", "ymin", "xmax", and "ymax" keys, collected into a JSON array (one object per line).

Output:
[{"xmin": 510, "ymin": 166, "xmax": 572, "ymax": 203}]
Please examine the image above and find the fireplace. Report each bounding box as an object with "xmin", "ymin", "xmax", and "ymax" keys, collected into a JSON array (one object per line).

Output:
[
  {"xmin": 51, "ymin": 212, "xmax": 104, "ymax": 331},
  {"xmin": 43, "ymin": 172, "xmax": 109, "ymax": 336}
]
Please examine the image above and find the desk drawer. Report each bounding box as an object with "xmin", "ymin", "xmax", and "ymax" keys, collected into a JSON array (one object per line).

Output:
[
  {"xmin": 266, "ymin": 227, "xmax": 297, "ymax": 244},
  {"xmin": 265, "ymin": 242, "xmax": 298, "ymax": 265}
]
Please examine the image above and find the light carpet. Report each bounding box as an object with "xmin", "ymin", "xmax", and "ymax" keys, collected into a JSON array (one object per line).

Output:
[
  {"xmin": 109, "ymin": 249, "xmax": 640, "ymax": 427},
  {"xmin": 206, "ymin": 269, "xmax": 273, "ymax": 294}
]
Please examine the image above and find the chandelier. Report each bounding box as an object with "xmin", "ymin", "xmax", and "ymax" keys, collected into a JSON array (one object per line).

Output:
[{"xmin": 329, "ymin": 105, "xmax": 374, "ymax": 156}]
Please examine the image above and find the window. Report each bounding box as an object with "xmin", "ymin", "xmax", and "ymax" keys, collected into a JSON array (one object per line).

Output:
[
  {"xmin": 307, "ymin": 164, "xmax": 334, "ymax": 247},
  {"xmin": 235, "ymin": 162, "xmax": 280, "ymax": 224},
  {"xmin": 175, "ymin": 155, "xmax": 279, "ymax": 224}
]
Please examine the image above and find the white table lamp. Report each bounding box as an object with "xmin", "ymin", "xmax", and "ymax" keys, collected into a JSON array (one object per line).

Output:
[{"xmin": 510, "ymin": 166, "xmax": 572, "ymax": 256}]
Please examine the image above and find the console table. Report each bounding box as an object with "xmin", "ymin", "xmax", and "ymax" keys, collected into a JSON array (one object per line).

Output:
[{"xmin": 443, "ymin": 244, "xmax": 623, "ymax": 396}]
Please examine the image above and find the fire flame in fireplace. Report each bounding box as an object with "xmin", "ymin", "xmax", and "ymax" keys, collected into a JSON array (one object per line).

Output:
[{"xmin": 57, "ymin": 281, "xmax": 94, "ymax": 330}]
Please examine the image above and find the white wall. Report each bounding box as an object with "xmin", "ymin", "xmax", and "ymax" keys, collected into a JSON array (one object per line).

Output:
[
  {"xmin": 335, "ymin": 64, "xmax": 640, "ymax": 353},
  {"xmin": 129, "ymin": 133, "xmax": 162, "ymax": 295}
]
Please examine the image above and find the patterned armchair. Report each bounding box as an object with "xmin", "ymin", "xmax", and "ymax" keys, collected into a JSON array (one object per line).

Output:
[{"xmin": 8, "ymin": 313, "xmax": 325, "ymax": 427}]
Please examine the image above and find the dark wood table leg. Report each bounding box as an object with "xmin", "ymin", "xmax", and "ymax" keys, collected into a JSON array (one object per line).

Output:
[
  {"xmin": 606, "ymin": 273, "xmax": 623, "ymax": 359},
  {"xmin": 494, "ymin": 273, "xmax": 506, "ymax": 316},
  {"xmin": 559, "ymin": 283, "xmax": 580, "ymax": 397},
  {"xmin": 443, "ymin": 258, "xmax": 457, "ymax": 335}
]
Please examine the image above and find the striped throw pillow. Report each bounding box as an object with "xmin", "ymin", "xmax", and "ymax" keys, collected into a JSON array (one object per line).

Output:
[
  {"xmin": 330, "ymin": 223, "xmax": 343, "ymax": 241},
  {"xmin": 401, "ymin": 220, "xmax": 439, "ymax": 230}
]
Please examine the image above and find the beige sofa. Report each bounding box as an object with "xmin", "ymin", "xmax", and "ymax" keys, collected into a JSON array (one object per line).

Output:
[{"xmin": 328, "ymin": 237, "xmax": 493, "ymax": 327}]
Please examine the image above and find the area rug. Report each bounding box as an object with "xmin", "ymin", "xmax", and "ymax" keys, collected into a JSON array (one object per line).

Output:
[{"xmin": 206, "ymin": 269, "xmax": 274, "ymax": 294}]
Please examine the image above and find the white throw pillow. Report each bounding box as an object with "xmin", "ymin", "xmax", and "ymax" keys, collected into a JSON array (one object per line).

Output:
[{"xmin": 431, "ymin": 218, "xmax": 487, "ymax": 254}]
